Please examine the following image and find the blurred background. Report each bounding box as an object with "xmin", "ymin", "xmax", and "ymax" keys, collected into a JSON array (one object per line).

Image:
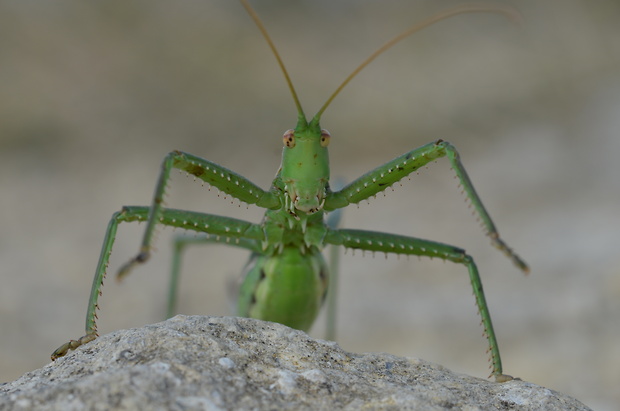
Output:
[{"xmin": 1, "ymin": 0, "xmax": 618, "ymax": 408}]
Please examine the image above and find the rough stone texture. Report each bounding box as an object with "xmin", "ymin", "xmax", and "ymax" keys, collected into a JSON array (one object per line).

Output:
[{"xmin": 0, "ymin": 316, "xmax": 591, "ymax": 411}]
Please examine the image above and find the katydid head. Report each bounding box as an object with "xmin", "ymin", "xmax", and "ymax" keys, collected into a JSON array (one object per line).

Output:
[
  {"xmin": 240, "ymin": 0, "xmax": 520, "ymax": 216},
  {"xmin": 279, "ymin": 126, "xmax": 331, "ymax": 214}
]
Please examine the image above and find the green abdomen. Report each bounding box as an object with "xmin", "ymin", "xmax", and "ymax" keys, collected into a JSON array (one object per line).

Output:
[{"xmin": 237, "ymin": 247, "xmax": 328, "ymax": 331}]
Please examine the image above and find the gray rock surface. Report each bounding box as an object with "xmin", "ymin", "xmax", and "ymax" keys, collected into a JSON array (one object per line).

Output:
[{"xmin": 0, "ymin": 316, "xmax": 592, "ymax": 411}]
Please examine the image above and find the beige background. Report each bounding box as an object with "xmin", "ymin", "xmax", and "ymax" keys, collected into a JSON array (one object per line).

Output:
[{"xmin": 1, "ymin": 1, "xmax": 618, "ymax": 409}]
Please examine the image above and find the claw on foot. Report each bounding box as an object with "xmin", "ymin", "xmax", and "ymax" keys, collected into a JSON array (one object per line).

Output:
[
  {"xmin": 117, "ymin": 251, "xmax": 150, "ymax": 281},
  {"xmin": 51, "ymin": 334, "xmax": 97, "ymax": 360}
]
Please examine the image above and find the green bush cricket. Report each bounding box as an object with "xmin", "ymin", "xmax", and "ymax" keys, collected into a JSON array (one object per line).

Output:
[{"xmin": 52, "ymin": 0, "xmax": 529, "ymax": 382}]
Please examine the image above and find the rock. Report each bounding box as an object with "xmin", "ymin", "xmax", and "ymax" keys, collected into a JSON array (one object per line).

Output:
[{"xmin": 0, "ymin": 316, "xmax": 592, "ymax": 411}]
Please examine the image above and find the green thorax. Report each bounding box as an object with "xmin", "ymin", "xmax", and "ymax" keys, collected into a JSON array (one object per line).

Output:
[{"xmin": 261, "ymin": 206, "xmax": 327, "ymax": 255}]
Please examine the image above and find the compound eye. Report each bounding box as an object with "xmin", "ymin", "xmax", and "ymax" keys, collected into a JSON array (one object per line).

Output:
[
  {"xmin": 320, "ymin": 129, "xmax": 331, "ymax": 147},
  {"xmin": 283, "ymin": 129, "xmax": 295, "ymax": 148}
]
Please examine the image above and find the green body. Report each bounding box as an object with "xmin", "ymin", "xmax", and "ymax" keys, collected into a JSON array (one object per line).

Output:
[
  {"xmin": 238, "ymin": 249, "xmax": 328, "ymax": 331},
  {"xmin": 52, "ymin": 0, "xmax": 529, "ymax": 382}
]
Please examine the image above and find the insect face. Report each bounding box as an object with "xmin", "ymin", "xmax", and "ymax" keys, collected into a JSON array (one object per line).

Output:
[{"xmin": 279, "ymin": 127, "xmax": 331, "ymax": 215}]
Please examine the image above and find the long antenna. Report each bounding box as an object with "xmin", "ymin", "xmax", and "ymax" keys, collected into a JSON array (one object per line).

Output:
[
  {"xmin": 311, "ymin": 4, "xmax": 521, "ymax": 123},
  {"xmin": 239, "ymin": 0, "xmax": 306, "ymax": 125},
  {"xmin": 241, "ymin": 0, "xmax": 520, "ymax": 128}
]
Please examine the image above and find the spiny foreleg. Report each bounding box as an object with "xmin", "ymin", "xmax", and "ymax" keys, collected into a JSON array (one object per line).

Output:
[
  {"xmin": 323, "ymin": 140, "xmax": 528, "ymax": 274},
  {"xmin": 324, "ymin": 227, "xmax": 512, "ymax": 382},
  {"xmin": 117, "ymin": 151, "xmax": 280, "ymax": 279},
  {"xmin": 51, "ymin": 206, "xmax": 264, "ymax": 360}
]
